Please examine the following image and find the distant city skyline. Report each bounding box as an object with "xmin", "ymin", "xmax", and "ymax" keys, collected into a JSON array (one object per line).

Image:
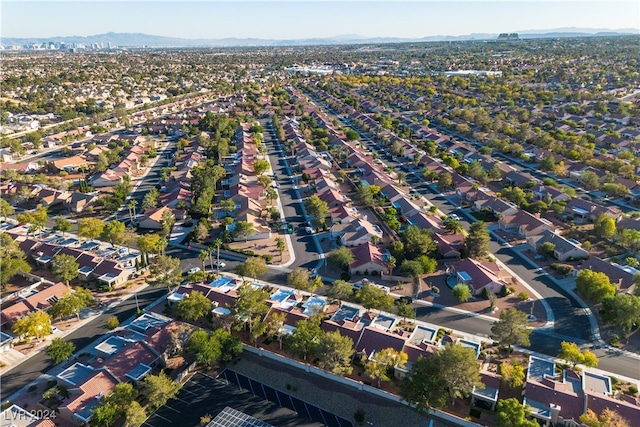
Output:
[{"xmin": 2, "ymin": 1, "xmax": 639, "ymax": 40}]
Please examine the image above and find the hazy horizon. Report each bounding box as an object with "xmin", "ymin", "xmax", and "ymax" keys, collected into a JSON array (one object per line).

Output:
[{"xmin": 2, "ymin": 1, "xmax": 639, "ymax": 40}]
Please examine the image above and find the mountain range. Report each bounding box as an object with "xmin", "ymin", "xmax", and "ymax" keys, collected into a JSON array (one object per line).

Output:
[{"xmin": 3, "ymin": 28, "xmax": 638, "ymax": 48}]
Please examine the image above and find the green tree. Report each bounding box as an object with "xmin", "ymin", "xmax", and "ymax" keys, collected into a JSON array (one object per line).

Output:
[
  {"xmin": 275, "ymin": 237, "xmax": 286, "ymax": 260},
  {"xmin": 594, "ymin": 213, "xmax": 616, "ymax": 239},
  {"xmin": 142, "ymin": 187, "xmax": 160, "ymax": 209},
  {"xmin": 355, "ymin": 183, "xmax": 375, "ymax": 207},
  {"xmin": 17, "ymin": 206, "xmax": 48, "ymax": 235},
  {"xmin": 499, "ymin": 360, "xmax": 525, "ymax": 388},
  {"xmin": 558, "ymin": 341, "xmax": 599, "ymax": 368},
  {"xmin": 400, "ymin": 354, "xmax": 449, "ymax": 411},
  {"xmin": 363, "ymin": 348, "xmax": 408, "ymax": 387},
  {"xmin": 12, "ymin": 310, "xmax": 51, "ymax": 341},
  {"xmin": 317, "ymin": 330, "xmax": 355, "ymax": 375},
  {"xmin": 175, "ymin": 290, "xmax": 212, "ymax": 321},
  {"xmin": 198, "ymin": 250, "xmax": 209, "ymax": 273},
  {"xmin": 232, "ymin": 220, "xmax": 256, "ymax": 242},
  {"xmin": 78, "ymin": 217, "xmax": 105, "ymax": 240},
  {"xmin": 466, "ymin": 221, "xmax": 491, "ymax": 260},
  {"xmin": 398, "ymin": 260, "xmax": 423, "ymax": 285},
  {"xmin": 123, "ymin": 401, "xmax": 147, "ymax": 427},
  {"xmin": 600, "ymin": 293, "xmax": 640, "ymax": 334},
  {"xmin": 326, "ymin": 246, "xmax": 354, "ymax": 270},
  {"xmin": 579, "ymin": 408, "xmax": 630, "ymax": 427},
  {"xmin": 581, "ymin": 170, "xmax": 601, "ymax": 191},
  {"xmin": 101, "ymin": 220, "xmax": 126, "ymax": 247},
  {"xmin": 54, "ymin": 216, "xmax": 72, "ymax": 237},
  {"xmin": 257, "ymin": 174, "xmax": 272, "ymax": 189},
  {"xmin": 52, "ymin": 253, "xmax": 80, "ymax": 287},
  {"xmin": 397, "ymin": 301, "xmax": 416, "ymax": 321},
  {"xmin": 107, "ymin": 382, "xmax": 137, "ymax": 410},
  {"xmin": 496, "ymin": 398, "xmax": 538, "ymax": 427},
  {"xmin": 50, "ymin": 287, "xmax": 94, "ymax": 320},
  {"xmin": 106, "ymin": 316, "xmax": 120, "ymax": 330},
  {"xmin": 186, "ymin": 330, "xmax": 221, "ymax": 367},
  {"xmin": 326, "ymin": 280, "xmax": 354, "ymax": 302},
  {"xmin": 253, "ymin": 159, "xmax": 270, "ymax": 176},
  {"xmin": 232, "ymin": 282, "xmax": 270, "ymax": 335},
  {"xmin": 452, "ymin": 283, "xmax": 472, "ymax": 302},
  {"xmin": 285, "ymin": 315, "xmax": 322, "ymax": 361},
  {"xmin": 575, "ymin": 269, "xmax": 615, "ymax": 303},
  {"xmin": 345, "ymin": 129, "xmax": 359, "ymax": 141},
  {"xmin": 402, "ymin": 226, "xmax": 435, "ymax": 259},
  {"xmin": 45, "ymin": 338, "xmax": 75, "ymax": 364},
  {"xmin": 436, "ymin": 343, "xmax": 482, "ymax": 403},
  {"xmin": 0, "ymin": 198, "xmax": 14, "ymax": 221},
  {"xmin": 539, "ymin": 155, "xmax": 556, "ymax": 172},
  {"xmin": 0, "ymin": 232, "xmax": 31, "ymax": 289},
  {"xmin": 140, "ymin": 371, "xmax": 181, "ymax": 409},
  {"xmin": 138, "ymin": 233, "xmax": 161, "ymax": 262},
  {"xmin": 355, "ymin": 284, "xmax": 394, "ymax": 312},
  {"xmin": 443, "ymin": 218, "xmax": 463, "ymax": 234},
  {"xmin": 235, "ymin": 256, "xmax": 267, "ymax": 279},
  {"xmin": 437, "ymin": 172, "xmax": 453, "ymax": 190},
  {"xmin": 149, "ymin": 254, "xmax": 182, "ymax": 289},
  {"xmin": 305, "ymin": 195, "xmax": 329, "ymax": 227},
  {"xmin": 213, "ymin": 328, "xmax": 243, "ymax": 362},
  {"xmin": 491, "ymin": 308, "xmax": 531, "ymax": 349},
  {"xmin": 287, "ymin": 267, "xmax": 311, "ymax": 293},
  {"xmin": 92, "ymin": 402, "xmax": 118, "ymax": 427},
  {"xmin": 160, "ymin": 209, "xmax": 175, "ymax": 236},
  {"xmin": 266, "ymin": 311, "xmax": 287, "ymax": 349}
]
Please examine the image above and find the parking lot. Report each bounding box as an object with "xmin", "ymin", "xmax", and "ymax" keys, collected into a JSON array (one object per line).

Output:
[{"xmin": 144, "ymin": 371, "xmax": 341, "ymax": 427}]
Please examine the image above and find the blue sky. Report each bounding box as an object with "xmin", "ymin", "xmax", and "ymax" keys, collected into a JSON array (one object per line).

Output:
[{"xmin": 2, "ymin": 1, "xmax": 639, "ymax": 39}]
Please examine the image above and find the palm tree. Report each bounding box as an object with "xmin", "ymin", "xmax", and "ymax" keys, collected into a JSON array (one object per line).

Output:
[
  {"xmin": 275, "ymin": 237, "xmax": 285, "ymax": 261},
  {"xmin": 213, "ymin": 239, "xmax": 222, "ymax": 275},
  {"xmin": 198, "ymin": 250, "xmax": 208, "ymax": 274},
  {"xmin": 157, "ymin": 237, "xmax": 168, "ymax": 256},
  {"xmin": 387, "ymin": 255, "xmax": 396, "ymax": 276},
  {"xmin": 127, "ymin": 199, "xmax": 137, "ymax": 224},
  {"xmin": 444, "ymin": 218, "xmax": 463, "ymax": 234}
]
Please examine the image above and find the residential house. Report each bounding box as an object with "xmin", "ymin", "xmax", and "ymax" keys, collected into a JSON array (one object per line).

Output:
[
  {"xmin": 575, "ymin": 257, "xmax": 636, "ymax": 292},
  {"xmin": 330, "ymin": 217, "xmax": 383, "ymax": 247},
  {"xmin": 91, "ymin": 259, "xmax": 130, "ymax": 287},
  {"xmin": 446, "ymin": 258, "xmax": 506, "ymax": 296},
  {"xmin": 505, "ymin": 171, "xmax": 540, "ymax": 188},
  {"xmin": 499, "ymin": 210, "xmax": 556, "ymax": 238},
  {"xmin": 524, "ymin": 358, "xmax": 585, "ymax": 426},
  {"xmin": 48, "ymin": 155, "xmax": 90, "ymax": 173},
  {"xmin": 527, "ymin": 230, "xmax": 589, "ymax": 262},
  {"xmin": 349, "ymin": 243, "xmax": 387, "ymax": 275},
  {"xmin": 63, "ymin": 193, "xmax": 99, "ymax": 214},
  {"xmin": 531, "ymin": 185, "xmax": 571, "ymax": 203},
  {"xmin": 138, "ymin": 206, "xmax": 174, "ymax": 230},
  {"xmin": 434, "ymin": 233, "xmax": 465, "ymax": 258},
  {"xmin": 564, "ymin": 198, "xmax": 622, "ymax": 223},
  {"xmin": 473, "ymin": 196, "xmax": 519, "ymax": 218},
  {"xmin": 58, "ymin": 370, "xmax": 118, "ymax": 426},
  {"xmin": 90, "ymin": 169, "xmax": 126, "ymax": 188},
  {"xmin": 92, "ymin": 340, "xmax": 158, "ymax": 383}
]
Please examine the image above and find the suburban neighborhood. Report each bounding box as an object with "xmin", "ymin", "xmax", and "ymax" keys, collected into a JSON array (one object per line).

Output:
[{"xmin": 1, "ymin": 20, "xmax": 640, "ymax": 427}]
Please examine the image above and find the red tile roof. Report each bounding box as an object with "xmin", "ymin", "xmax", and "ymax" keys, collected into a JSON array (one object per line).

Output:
[{"xmin": 62, "ymin": 371, "xmax": 118, "ymax": 413}]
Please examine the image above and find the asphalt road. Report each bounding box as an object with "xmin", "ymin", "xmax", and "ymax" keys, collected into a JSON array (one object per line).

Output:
[{"xmin": 1, "ymin": 286, "xmax": 168, "ymax": 401}]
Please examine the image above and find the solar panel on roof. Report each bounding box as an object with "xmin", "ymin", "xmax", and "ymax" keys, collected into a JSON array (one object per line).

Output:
[{"xmin": 207, "ymin": 406, "xmax": 274, "ymax": 427}]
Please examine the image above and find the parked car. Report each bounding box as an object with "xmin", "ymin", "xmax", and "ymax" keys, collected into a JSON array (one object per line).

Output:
[
  {"xmin": 305, "ymin": 226, "xmax": 314, "ymax": 234},
  {"xmin": 212, "ymin": 261, "xmax": 226, "ymax": 268},
  {"xmin": 187, "ymin": 267, "xmax": 201, "ymax": 275}
]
